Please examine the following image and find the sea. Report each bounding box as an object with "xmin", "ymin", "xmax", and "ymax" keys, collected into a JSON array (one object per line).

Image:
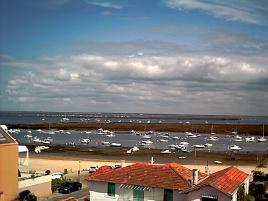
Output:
[{"xmin": 1, "ymin": 111, "xmax": 267, "ymax": 153}]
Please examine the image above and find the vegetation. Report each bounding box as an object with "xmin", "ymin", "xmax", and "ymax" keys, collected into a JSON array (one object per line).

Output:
[{"xmin": 51, "ymin": 178, "xmax": 67, "ymax": 192}]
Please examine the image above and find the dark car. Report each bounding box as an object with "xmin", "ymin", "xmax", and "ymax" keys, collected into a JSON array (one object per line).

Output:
[{"xmin": 58, "ymin": 182, "xmax": 82, "ymax": 194}]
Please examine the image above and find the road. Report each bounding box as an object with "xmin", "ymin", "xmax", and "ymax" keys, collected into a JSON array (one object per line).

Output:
[{"xmin": 47, "ymin": 187, "xmax": 89, "ymax": 201}]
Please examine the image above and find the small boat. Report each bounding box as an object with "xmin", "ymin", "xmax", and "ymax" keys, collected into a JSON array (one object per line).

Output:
[
  {"xmin": 60, "ymin": 117, "xmax": 70, "ymax": 122},
  {"xmin": 160, "ymin": 150, "xmax": 172, "ymax": 154},
  {"xmin": 181, "ymin": 148, "xmax": 192, "ymax": 153},
  {"xmin": 178, "ymin": 156, "xmax": 187, "ymax": 159},
  {"xmin": 172, "ymin": 136, "xmax": 180, "ymax": 140},
  {"xmin": 35, "ymin": 146, "xmax": 49, "ymax": 153},
  {"xmin": 245, "ymin": 136, "xmax": 255, "ymax": 142},
  {"xmin": 159, "ymin": 139, "xmax": 168, "ymax": 142},
  {"xmin": 204, "ymin": 143, "xmax": 213, "ymax": 147},
  {"xmin": 36, "ymin": 129, "xmax": 43, "ymax": 133},
  {"xmin": 65, "ymin": 131, "xmax": 71, "ymax": 135},
  {"xmin": 110, "ymin": 143, "xmax": 122, "ymax": 147},
  {"xmin": 141, "ymin": 140, "xmax": 154, "ymax": 144},
  {"xmin": 131, "ymin": 146, "xmax": 139, "ymax": 152},
  {"xmin": 27, "ymin": 130, "xmax": 32, "ymax": 134},
  {"xmin": 80, "ymin": 138, "xmax": 91, "ymax": 143},
  {"xmin": 101, "ymin": 141, "xmax": 110, "ymax": 145},
  {"xmin": 141, "ymin": 135, "xmax": 151, "ymax": 139},
  {"xmin": 194, "ymin": 144, "xmax": 205, "ymax": 149},
  {"xmin": 24, "ymin": 134, "xmax": 32, "ymax": 138},
  {"xmin": 32, "ymin": 138, "xmax": 42, "ymax": 143},
  {"xmin": 214, "ymin": 160, "xmax": 222, "ymax": 164},
  {"xmin": 257, "ymin": 124, "xmax": 267, "ymax": 142},
  {"xmin": 180, "ymin": 142, "xmax": 189, "ymax": 146},
  {"xmin": 106, "ymin": 133, "xmax": 116, "ymax": 138},
  {"xmin": 233, "ymin": 135, "xmax": 243, "ymax": 142},
  {"xmin": 207, "ymin": 136, "xmax": 218, "ymax": 141},
  {"xmin": 230, "ymin": 145, "xmax": 242, "ymax": 150},
  {"xmin": 48, "ymin": 131, "xmax": 56, "ymax": 135},
  {"xmin": 41, "ymin": 140, "xmax": 51, "ymax": 145}
]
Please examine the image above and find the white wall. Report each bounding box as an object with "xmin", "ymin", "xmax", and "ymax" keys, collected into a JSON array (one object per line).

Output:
[
  {"xmin": 186, "ymin": 186, "xmax": 231, "ymax": 201},
  {"xmin": 89, "ymin": 181, "xmax": 182, "ymax": 201}
]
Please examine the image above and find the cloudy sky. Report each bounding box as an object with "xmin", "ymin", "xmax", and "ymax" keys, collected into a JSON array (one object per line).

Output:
[{"xmin": 0, "ymin": 0, "xmax": 268, "ymax": 115}]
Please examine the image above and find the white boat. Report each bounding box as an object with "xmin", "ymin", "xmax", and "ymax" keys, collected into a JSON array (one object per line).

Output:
[
  {"xmin": 185, "ymin": 132, "xmax": 193, "ymax": 136},
  {"xmin": 80, "ymin": 138, "xmax": 91, "ymax": 143},
  {"xmin": 106, "ymin": 133, "xmax": 116, "ymax": 137},
  {"xmin": 214, "ymin": 160, "xmax": 222, "ymax": 164},
  {"xmin": 60, "ymin": 117, "xmax": 70, "ymax": 122},
  {"xmin": 126, "ymin": 149, "xmax": 132, "ymax": 154},
  {"xmin": 141, "ymin": 135, "xmax": 151, "ymax": 139},
  {"xmin": 27, "ymin": 130, "xmax": 32, "ymax": 134},
  {"xmin": 41, "ymin": 140, "xmax": 51, "ymax": 145},
  {"xmin": 207, "ymin": 136, "xmax": 218, "ymax": 141},
  {"xmin": 178, "ymin": 156, "xmax": 187, "ymax": 159},
  {"xmin": 160, "ymin": 150, "xmax": 172, "ymax": 154},
  {"xmin": 233, "ymin": 135, "xmax": 243, "ymax": 142},
  {"xmin": 48, "ymin": 130, "xmax": 56, "ymax": 135},
  {"xmin": 24, "ymin": 134, "xmax": 32, "ymax": 138},
  {"xmin": 204, "ymin": 143, "xmax": 213, "ymax": 147},
  {"xmin": 32, "ymin": 138, "xmax": 42, "ymax": 143},
  {"xmin": 180, "ymin": 142, "xmax": 189, "ymax": 146},
  {"xmin": 159, "ymin": 139, "xmax": 168, "ymax": 142},
  {"xmin": 36, "ymin": 129, "xmax": 43, "ymax": 133},
  {"xmin": 131, "ymin": 146, "xmax": 139, "ymax": 152},
  {"xmin": 110, "ymin": 143, "xmax": 122, "ymax": 147},
  {"xmin": 231, "ymin": 131, "xmax": 238, "ymax": 134},
  {"xmin": 194, "ymin": 144, "xmax": 205, "ymax": 149},
  {"xmin": 141, "ymin": 140, "xmax": 153, "ymax": 144},
  {"xmin": 257, "ymin": 124, "xmax": 267, "ymax": 142},
  {"xmin": 245, "ymin": 136, "xmax": 255, "ymax": 142},
  {"xmin": 35, "ymin": 146, "xmax": 49, "ymax": 153},
  {"xmin": 84, "ymin": 131, "xmax": 92, "ymax": 134},
  {"xmin": 230, "ymin": 145, "xmax": 242, "ymax": 150},
  {"xmin": 172, "ymin": 136, "xmax": 180, "ymax": 140},
  {"xmin": 101, "ymin": 141, "xmax": 110, "ymax": 145}
]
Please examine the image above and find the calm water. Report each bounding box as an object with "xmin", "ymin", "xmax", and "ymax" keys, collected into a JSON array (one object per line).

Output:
[
  {"xmin": 10, "ymin": 128, "xmax": 268, "ymax": 153},
  {"xmin": 1, "ymin": 111, "xmax": 268, "ymax": 125}
]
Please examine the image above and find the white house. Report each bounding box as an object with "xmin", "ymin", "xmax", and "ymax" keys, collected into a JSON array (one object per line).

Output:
[{"xmin": 86, "ymin": 162, "xmax": 249, "ymax": 201}]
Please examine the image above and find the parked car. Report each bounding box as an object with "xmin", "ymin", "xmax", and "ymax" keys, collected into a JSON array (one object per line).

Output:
[
  {"xmin": 58, "ymin": 182, "xmax": 82, "ymax": 194},
  {"xmin": 86, "ymin": 165, "xmax": 99, "ymax": 173}
]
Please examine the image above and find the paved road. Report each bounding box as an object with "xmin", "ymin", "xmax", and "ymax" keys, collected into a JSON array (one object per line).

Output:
[{"xmin": 47, "ymin": 187, "xmax": 89, "ymax": 201}]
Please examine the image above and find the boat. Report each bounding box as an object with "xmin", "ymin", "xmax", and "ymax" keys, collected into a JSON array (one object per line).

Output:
[
  {"xmin": 141, "ymin": 140, "xmax": 153, "ymax": 144},
  {"xmin": 178, "ymin": 156, "xmax": 187, "ymax": 159},
  {"xmin": 131, "ymin": 146, "xmax": 139, "ymax": 152},
  {"xmin": 245, "ymin": 136, "xmax": 255, "ymax": 142},
  {"xmin": 257, "ymin": 124, "xmax": 267, "ymax": 142},
  {"xmin": 159, "ymin": 139, "xmax": 168, "ymax": 142},
  {"xmin": 36, "ymin": 129, "xmax": 43, "ymax": 133},
  {"xmin": 110, "ymin": 143, "xmax": 122, "ymax": 147},
  {"xmin": 207, "ymin": 136, "xmax": 218, "ymax": 141},
  {"xmin": 101, "ymin": 141, "xmax": 110, "ymax": 145},
  {"xmin": 35, "ymin": 146, "xmax": 49, "ymax": 153},
  {"xmin": 24, "ymin": 134, "xmax": 32, "ymax": 138},
  {"xmin": 230, "ymin": 145, "xmax": 242, "ymax": 150},
  {"xmin": 80, "ymin": 138, "xmax": 91, "ymax": 143},
  {"xmin": 141, "ymin": 135, "xmax": 151, "ymax": 139},
  {"xmin": 32, "ymin": 138, "xmax": 42, "ymax": 143},
  {"xmin": 214, "ymin": 160, "xmax": 222, "ymax": 164},
  {"xmin": 106, "ymin": 133, "xmax": 116, "ymax": 137},
  {"xmin": 41, "ymin": 140, "xmax": 51, "ymax": 145},
  {"xmin": 180, "ymin": 142, "xmax": 189, "ymax": 146},
  {"xmin": 204, "ymin": 143, "xmax": 213, "ymax": 147},
  {"xmin": 160, "ymin": 150, "xmax": 172, "ymax": 154},
  {"xmin": 172, "ymin": 136, "xmax": 180, "ymax": 140},
  {"xmin": 233, "ymin": 135, "xmax": 243, "ymax": 142},
  {"xmin": 60, "ymin": 117, "xmax": 70, "ymax": 122}
]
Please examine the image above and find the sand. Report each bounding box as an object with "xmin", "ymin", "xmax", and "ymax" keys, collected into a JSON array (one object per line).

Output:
[{"xmin": 20, "ymin": 152, "xmax": 267, "ymax": 175}]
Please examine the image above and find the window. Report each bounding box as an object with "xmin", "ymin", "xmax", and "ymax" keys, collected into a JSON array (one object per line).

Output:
[
  {"xmin": 107, "ymin": 183, "xmax": 115, "ymax": 197},
  {"xmin": 133, "ymin": 188, "xmax": 144, "ymax": 201},
  {"xmin": 164, "ymin": 189, "xmax": 173, "ymax": 201}
]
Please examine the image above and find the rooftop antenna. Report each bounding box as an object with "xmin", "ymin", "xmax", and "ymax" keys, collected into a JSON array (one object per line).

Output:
[{"xmin": 150, "ymin": 156, "xmax": 154, "ymax": 164}]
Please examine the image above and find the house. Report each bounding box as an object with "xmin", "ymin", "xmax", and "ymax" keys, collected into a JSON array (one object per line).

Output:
[
  {"xmin": 86, "ymin": 163, "xmax": 249, "ymax": 201},
  {"xmin": 0, "ymin": 126, "xmax": 19, "ymax": 201}
]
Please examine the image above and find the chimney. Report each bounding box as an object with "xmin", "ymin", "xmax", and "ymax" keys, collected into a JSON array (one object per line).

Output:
[{"xmin": 192, "ymin": 169, "xmax": 198, "ymax": 185}]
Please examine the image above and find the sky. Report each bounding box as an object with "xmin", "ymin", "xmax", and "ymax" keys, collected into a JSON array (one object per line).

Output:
[{"xmin": 0, "ymin": 0, "xmax": 268, "ymax": 115}]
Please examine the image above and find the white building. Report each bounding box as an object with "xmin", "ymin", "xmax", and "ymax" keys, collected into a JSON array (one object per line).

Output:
[{"xmin": 86, "ymin": 163, "xmax": 249, "ymax": 201}]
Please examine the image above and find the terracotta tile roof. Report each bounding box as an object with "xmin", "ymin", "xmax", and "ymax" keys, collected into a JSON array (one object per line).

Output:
[
  {"xmin": 185, "ymin": 166, "xmax": 248, "ymax": 196},
  {"xmin": 86, "ymin": 163, "xmax": 206, "ymax": 191}
]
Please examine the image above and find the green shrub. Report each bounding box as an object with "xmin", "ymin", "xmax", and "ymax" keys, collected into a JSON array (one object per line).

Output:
[{"xmin": 51, "ymin": 178, "xmax": 65, "ymax": 192}]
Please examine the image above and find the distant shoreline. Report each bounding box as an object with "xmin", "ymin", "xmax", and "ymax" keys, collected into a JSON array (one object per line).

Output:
[{"xmin": 9, "ymin": 122, "xmax": 267, "ymax": 135}]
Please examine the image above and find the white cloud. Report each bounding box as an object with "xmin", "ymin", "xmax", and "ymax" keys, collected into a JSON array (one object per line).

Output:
[
  {"xmin": 164, "ymin": 0, "xmax": 264, "ymax": 24},
  {"xmin": 83, "ymin": 0, "xmax": 123, "ymax": 9},
  {"xmin": 1, "ymin": 52, "xmax": 268, "ymax": 114}
]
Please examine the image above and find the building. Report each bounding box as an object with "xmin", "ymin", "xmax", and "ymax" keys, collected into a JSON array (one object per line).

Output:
[
  {"xmin": 86, "ymin": 163, "xmax": 249, "ymax": 201},
  {"xmin": 0, "ymin": 126, "xmax": 19, "ymax": 201}
]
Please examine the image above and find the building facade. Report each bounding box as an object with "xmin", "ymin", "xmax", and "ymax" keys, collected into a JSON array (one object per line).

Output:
[{"xmin": 0, "ymin": 126, "xmax": 19, "ymax": 201}]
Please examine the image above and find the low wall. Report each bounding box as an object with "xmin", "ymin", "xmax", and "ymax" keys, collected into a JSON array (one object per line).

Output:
[{"xmin": 19, "ymin": 175, "xmax": 52, "ymax": 197}]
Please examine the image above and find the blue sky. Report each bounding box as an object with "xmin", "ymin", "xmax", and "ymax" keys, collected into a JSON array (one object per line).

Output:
[{"xmin": 1, "ymin": 0, "xmax": 268, "ymax": 115}]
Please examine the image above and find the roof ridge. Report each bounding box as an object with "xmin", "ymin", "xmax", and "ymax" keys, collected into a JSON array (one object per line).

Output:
[{"xmin": 167, "ymin": 163, "xmax": 192, "ymax": 186}]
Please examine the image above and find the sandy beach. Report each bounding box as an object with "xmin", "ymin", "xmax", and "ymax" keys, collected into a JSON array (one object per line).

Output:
[{"xmin": 19, "ymin": 149, "xmax": 268, "ymax": 175}]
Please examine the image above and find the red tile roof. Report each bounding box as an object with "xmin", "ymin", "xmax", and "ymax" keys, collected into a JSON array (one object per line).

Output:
[
  {"xmin": 86, "ymin": 163, "xmax": 207, "ymax": 191},
  {"xmin": 185, "ymin": 166, "xmax": 248, "ymax": 196}
]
